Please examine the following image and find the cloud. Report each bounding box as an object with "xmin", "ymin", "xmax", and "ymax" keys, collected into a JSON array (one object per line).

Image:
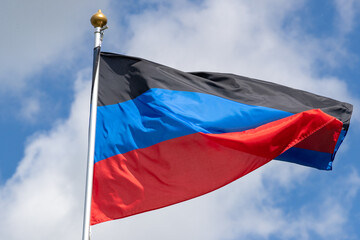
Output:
[
  {"xmin": 0, "ymin": 0, "xmax": 359, "ymax": 240},
  {"xmin": 123, "ymin": 0, "xmax": 358, "ymax": 100},
  {"xmin": 19, "ymin": 97, "xmax": 41, "ymax": 122},
  {"xmin": 0, "ymin": 0, "xmax": 111, "ymax": 91},
  {"xmin": 334, "ymin": 0, "xmax": 360, "ymax": 35},
  {"xmin": 0, "ymin": 70, "xmax": 91, "ymax": 239},
  {"xmin": 0, "ymin": 0, "xmax": 113, "ymax": 128}
]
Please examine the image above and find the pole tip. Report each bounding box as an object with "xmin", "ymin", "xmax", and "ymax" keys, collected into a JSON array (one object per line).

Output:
[{"xmin": 91, "ymin": 9, "xmax": 107, "ymax": 28}]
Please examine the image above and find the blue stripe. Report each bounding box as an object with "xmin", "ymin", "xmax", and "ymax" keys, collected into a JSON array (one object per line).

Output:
[
  {"xmin": 334, "ymin": 130, "xmax": 347, "ymax": 154},
  {"xmin": 275, "ymin": 129, "xmax": 347, "ymax": 170},
  {"xmin": 94, "ymin": 88, "xmax": 292, "ymax": 163},
  {"xmin": 276, "ymin": 148, "xmax": 333, "ymax": 170}
]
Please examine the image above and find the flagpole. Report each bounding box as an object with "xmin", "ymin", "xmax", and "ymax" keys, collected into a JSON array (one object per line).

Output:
[{"xmin": 82, "ymin": 10, "xmax": 107, "ymax": 240}]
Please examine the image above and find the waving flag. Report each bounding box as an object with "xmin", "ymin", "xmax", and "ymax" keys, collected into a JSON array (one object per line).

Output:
[{"xmin": 90, "ymin": 52, "xmax": 352, "ymax": 225}]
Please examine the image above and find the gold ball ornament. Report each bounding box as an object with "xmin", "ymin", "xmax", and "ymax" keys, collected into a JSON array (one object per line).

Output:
[{"xmin": 91, "ymin": 9, "xmax": 107, "ymax": 28}]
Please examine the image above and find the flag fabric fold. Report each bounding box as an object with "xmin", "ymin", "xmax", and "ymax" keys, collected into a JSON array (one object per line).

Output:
[{"xmin": 90, "ymin": 52, "xmax": 352, "ymax": 225}]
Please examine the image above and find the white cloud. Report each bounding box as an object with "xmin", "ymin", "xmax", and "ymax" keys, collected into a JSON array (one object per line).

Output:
[
  {"xmin": 0, "ymin": 70, "xmax": 91, "ymax": 239},
  {"xmin": 19, "ymin": 97, "xmax": 41, "ymax": 122},
  {"xmin": 0, "ymin": 0, "xmax": 111, "ymax": 91},
  {"xmin": 334, "ymin": 0, "xmax": 360, "ymax": 35},
  {"xmin": 0, "ymin": 0, "xmax": 113, "ymax": 126},
  {"xmin": 0, "ymin": 0, "xmax": 359, "ymax": 240},
  {"xmin": 123, "ymin": 0, "xmax": 358, "ymax": 102}
]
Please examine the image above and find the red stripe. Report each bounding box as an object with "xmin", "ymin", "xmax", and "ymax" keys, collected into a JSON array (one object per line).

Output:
[
  {"xmin": 91, "ymin": 109, "xmax": 342, "ymax": 225},
  {"xmin": 291, "ymin": 119, "xmax": 342, "ymax": 153}
]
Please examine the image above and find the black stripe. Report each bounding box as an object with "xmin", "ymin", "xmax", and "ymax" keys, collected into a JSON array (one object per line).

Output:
[{"xmin": 98, "ymin": 52, "xmax": 352, "ymax": 129}]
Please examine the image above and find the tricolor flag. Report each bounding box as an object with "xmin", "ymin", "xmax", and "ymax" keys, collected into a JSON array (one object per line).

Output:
[{"xmin": 90, "ymin": 51, "xmax": 352, "ymax": 225}]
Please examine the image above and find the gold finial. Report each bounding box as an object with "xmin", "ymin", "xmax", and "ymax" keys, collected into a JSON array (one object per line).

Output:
[{"xmin": 91, "ymin": 9, "xmax": 107, "ymax": 28}]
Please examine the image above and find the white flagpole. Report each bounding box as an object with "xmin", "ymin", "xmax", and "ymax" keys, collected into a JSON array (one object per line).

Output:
[{"xmin": 82, "ymin": 10, "xmax": 107, "ymax": 240}]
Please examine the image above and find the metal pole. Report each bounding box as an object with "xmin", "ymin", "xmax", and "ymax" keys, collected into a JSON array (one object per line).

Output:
[{"xmin": 82, "ymin": 10, "xmax": 107, "ymax": 240}]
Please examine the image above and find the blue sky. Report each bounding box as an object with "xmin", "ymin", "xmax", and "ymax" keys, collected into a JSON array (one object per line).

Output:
[{"xmin": 1, "ymin": 0, "xmax": 359, "ymax": 239}]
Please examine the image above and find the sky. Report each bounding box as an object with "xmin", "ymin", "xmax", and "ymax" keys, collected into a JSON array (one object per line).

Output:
[{"xmin": 0, "ymin": 0, "xmax": 360, "ymax": 239}]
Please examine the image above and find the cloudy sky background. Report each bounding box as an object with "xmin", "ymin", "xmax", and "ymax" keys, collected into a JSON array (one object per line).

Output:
[{"xmin": 1, "ymin": 0, "xmax": 360, "ymax": 239}]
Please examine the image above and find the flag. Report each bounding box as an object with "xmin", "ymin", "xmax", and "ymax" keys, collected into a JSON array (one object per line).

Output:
[{"xmin": 90, "ymin": 52, "xmax": 352, "ymax": 225}]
